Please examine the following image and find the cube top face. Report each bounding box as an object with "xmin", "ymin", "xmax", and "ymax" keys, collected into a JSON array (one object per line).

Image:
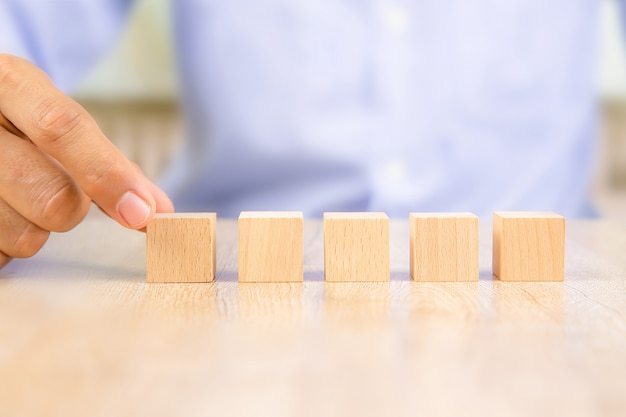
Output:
[
  {"xmin": 409, "ymin": 212, "xmax": 476, "ymax": 219},
  {"xmin": 324, "ymin": 212, "xmax": 388, "ymax": 221},
  {"xmin": 409, "ymin": 213, "xmax": 479, "ymax": 282},
  {"xmin": 324, "ymin": 213, "xmax": 390, "ymax": 282},
  {"xmin": 146, "ymin": 213, "xmax": 217, "ymax": 283},
  {"xmin": 239, "ymin": 211, "xmax": 303, "ymax": 219},
  {"xmin": 154, "ymin": 213, "xmax": 217, "ymax": 219},
  {"xmin": 493, "ymin": 212, "xmax": 566, "ymax": 282},
  {"xmin": 238, "ymin": 212, "xmax": 304, "ymax": 283},
  {"xmin": 494, "ymin": 211, "xmax": 563, "ymax": 219}
]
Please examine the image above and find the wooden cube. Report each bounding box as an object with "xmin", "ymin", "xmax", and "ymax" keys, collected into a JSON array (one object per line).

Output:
[
  {"xmin": 238, "ymin": 211, "xmax": 303, "ymax": 282},
  {"xmin": 493, "ymin": 212, "xmax": 566, "ymax": 282},
  {"xmin": 324, "ymin": 212, "xmax": 390, "ymax": 282},
  {"xmin": 146, "ymin": 213, "xmax": 216, "ymax": 283},
  {"xmin": 410, "ymin": 213, "xmax": 479, "ymax": 282}
]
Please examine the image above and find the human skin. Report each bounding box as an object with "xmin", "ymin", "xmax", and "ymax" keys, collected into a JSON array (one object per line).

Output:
[{"xmin": 0, "ymin": 54, "xmax": 174, "ymax": 268}]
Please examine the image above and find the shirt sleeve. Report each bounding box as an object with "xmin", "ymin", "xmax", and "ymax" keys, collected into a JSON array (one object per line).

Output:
[{"xmin": 0, "ymin": 0, "xmax": 133, "ymax": 93}]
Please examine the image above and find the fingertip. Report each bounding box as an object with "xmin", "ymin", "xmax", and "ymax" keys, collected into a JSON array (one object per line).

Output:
[
  {"xmin": 157, "ymin": 195, "xmax": 175, "ymax": 214},
  {"xmin": 116, "ymin": 191, "xmax": 155, "ymax": 229},
  {"xmin": 144, "ymin": 178, "xmax": 175, "ymax": 214}
]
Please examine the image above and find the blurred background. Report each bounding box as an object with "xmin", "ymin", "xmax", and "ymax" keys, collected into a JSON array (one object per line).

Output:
[{"xmin": 71, "ymin": 0, "xmax": 626, "ymax": 218}]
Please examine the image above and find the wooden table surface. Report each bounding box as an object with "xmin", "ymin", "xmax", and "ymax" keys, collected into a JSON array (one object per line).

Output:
[{"xmin": 1, "ymin": 211, "xmax": 625, "ymax": 417}]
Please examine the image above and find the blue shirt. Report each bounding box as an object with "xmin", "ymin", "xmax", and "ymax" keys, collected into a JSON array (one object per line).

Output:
[{"xmin": 1, "ymin": 0, "xmax": 599, "ymax": 218}]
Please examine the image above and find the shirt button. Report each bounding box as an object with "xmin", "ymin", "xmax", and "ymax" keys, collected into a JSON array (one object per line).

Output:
[{"xmin": 383, "ymin": 159, "xmax": 408, "ymax": 183}]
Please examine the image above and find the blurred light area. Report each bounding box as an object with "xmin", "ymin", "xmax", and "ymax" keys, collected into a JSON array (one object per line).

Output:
[
  {"xmin": 72, "ymin": 0, "xmax": 178, "ymax": 101},
  {"xmin": 72, "ymin": 0, "xmax": 626, "ymax": 103},
  {"xmin": 69, "ymin": 0, "xmax": 626, "ymax": 217}
]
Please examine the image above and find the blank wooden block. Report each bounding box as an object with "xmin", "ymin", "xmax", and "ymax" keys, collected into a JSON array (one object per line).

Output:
[
  {"xmin": 238, "ymin": 211, "xmax": 303, "ymax": 283},
  {"xmin": 324, "ymin": 212, "xmax": 390, "ymax": 282},
  {"xmin": 493, "ymin": 212, "xmax": 566, "ymax": 282},
  {"xmin": 146, "ymin": 213, "xmax": 216, "ymax": 283},
  {"xmin": 410, "ymin": 213, "xmax": 479, "ymax": 282}
]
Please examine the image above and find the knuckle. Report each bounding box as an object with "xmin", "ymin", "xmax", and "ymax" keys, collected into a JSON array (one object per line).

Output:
[
  {"xmin": 32, "ymin": 97, "xmax": 85, "ymax": 146},
  {"xmin": 81, "ymin": 155, "xmax": 123, "ymax": 197},
  {"xmin": 12, "ymin": 223, "xmax": 49, "ymax": 258},
  {"xmin": 34, "ymin": 176, "xmax": 88, "ymax": 232}
]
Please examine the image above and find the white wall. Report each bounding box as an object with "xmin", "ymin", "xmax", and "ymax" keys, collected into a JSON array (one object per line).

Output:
[{"xmin": 599, "ymin": 0, "xmax": 626, "ymax": 100}]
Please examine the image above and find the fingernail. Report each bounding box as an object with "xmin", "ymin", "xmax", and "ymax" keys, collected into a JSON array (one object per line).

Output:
[{"xmin": 117, "ymin": 192, "xmax": 152, "ymax": 228}]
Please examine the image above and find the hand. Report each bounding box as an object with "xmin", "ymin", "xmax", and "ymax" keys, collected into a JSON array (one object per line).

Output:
[{"xmin": 0, "ymin": 54, "xmax": 174, "ymax": 268}]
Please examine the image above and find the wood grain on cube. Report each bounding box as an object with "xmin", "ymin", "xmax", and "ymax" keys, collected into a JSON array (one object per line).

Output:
[
  {"xmin": 493, "ymin": 211, "xmax": 566, "ymax": 282},
  {"xmin": 324, "ymin": 212, "xmax": 390, "ymax": 282},
  {"xmin": 410, "ymin": 213, "xmax": 479, "ymax": 282},
  {"xmin": 238, "ymin": 211, "xmax": 304, "ymax": 283},
  {"xmin": 146, "ymin": 213, "xmax": 216, "ymax": 283}
]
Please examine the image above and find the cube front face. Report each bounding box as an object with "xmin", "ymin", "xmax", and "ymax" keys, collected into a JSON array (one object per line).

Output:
[
  {"xmin": 238, "ymin": 212, "xmax": 304, "ymax": 283},
  {"xmin": 324, "ymin": 212, "xmax": 390, "ymax": 282},
  {"xmin": 146, "ymin": 213, "xmax": 216, "ymax": 283},
  {"xmin": 410, "ymin": 213, "xmax": 479, "ymax": 282},
  {"xmin": 493, "ymin": 212, "xmax": 566, "ymax": 282}
]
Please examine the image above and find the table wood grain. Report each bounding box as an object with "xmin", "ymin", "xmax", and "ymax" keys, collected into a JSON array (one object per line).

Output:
[{"xmin": 1, "ymin": 210, "xmax": 625, "ymax": 417}]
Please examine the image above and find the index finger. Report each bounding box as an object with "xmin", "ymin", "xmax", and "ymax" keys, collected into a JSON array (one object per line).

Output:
[{"xmin": 0, "ymin": 54, "xmax": 163, "ymax": 229}]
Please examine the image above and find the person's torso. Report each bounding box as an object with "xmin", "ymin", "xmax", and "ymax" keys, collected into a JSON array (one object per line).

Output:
[{"xmin": 163, "ymin": 0, "xmax": 598, "ymax": 218}]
